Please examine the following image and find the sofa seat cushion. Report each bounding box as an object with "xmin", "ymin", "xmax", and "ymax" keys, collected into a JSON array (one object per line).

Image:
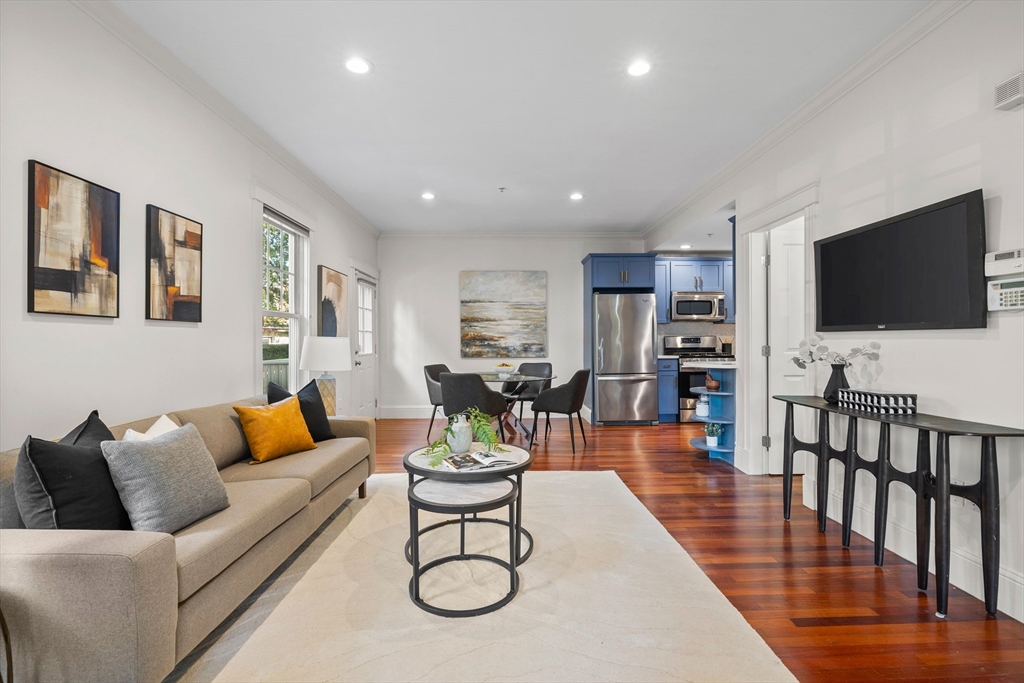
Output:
[
  {"xmin": 173, "ymin": 478, "xmax": 310, "ymax": 601},
  {"xmin": 218, "ymin": 437, "xmax": 369, "ymax": 498}
]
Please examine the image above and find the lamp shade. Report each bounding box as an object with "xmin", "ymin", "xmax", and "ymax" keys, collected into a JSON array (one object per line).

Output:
[{"xmin": 299, "ymin": 336, "xmax": 352, "ymax": 372}]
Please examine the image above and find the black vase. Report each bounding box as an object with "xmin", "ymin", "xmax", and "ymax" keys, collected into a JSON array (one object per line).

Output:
[{"xmin": 823, "ymin": 363, "xmax": 849, "ymax": 404}]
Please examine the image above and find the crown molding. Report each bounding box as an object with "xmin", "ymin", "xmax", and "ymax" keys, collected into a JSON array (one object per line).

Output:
[
  {"xmin": 641, "ymin": 0, "xmax": 972, "ymax": 240},
  {"xmin": 70, "ymin": 0, "xmax": 381, "ymax": 239},
  {"xmin": 377, "ymin": 230, "xmax": 642, "ymax": 240}
]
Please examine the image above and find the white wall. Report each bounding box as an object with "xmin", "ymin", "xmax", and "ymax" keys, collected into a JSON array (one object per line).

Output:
[
  {"xmin": 645, "ymin": 2, "xmax": 1024, "ymax": 619},
  {"xmin": 0, "ymin": 1, "xmax": 378, "ymax": 449},
  {"xmin": 378, "ymin": 234, "xmax": 641, "ymax": 418}
]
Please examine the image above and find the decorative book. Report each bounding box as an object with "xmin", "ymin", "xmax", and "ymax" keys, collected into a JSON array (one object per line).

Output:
[
  {"xmin": 838, "ymin": 389, "xmax": 917, "ymax": 415},
  {"xmin": 443, "ymin": 451, "xmax": 517, "ymax": 471}
]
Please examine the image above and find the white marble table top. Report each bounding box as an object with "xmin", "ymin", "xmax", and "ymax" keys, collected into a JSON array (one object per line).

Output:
[
  {"xmin": 412, "ymin": 478, "xmax": 515, "ymax": 506},
  {"xmin": 406, "ymin": 442, "xmax": 531, "ymax": 474}
]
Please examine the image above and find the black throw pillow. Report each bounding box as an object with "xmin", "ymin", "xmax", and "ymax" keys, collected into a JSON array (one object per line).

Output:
[
  {"xmin": 14, "ymin": 410, "xmax": 132, "ymax": 530},
  {"xmin": 267, "ymin": 381, "xmax": 335, "ymax": 442}
]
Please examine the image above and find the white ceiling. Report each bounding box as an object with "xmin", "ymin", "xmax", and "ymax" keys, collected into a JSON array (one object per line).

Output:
[{"xmin": 114, "ymin": 1, "xmax": 928, "ymax": 235}]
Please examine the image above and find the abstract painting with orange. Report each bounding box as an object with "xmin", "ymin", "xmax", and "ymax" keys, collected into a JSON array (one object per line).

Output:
[
  {"xmin": 146, "ymin": 205, "xmax": 202, "ymax": 322},
  {"xmin": 28, "ymin": 160, "xmax": 120, "ymax": 317}
]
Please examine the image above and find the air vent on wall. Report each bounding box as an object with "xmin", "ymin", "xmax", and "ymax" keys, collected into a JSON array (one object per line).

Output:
[{"xmin": 994, "ymin": 72, "xmax": 1023, "ymax": 111}]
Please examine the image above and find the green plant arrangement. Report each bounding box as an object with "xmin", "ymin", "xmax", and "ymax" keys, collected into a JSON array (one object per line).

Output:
[
  {"xmin": 703, "ymin": 422, "xmax": 724, "ymax": 438},
  {"xmin": 423, "ymin": 407, "xmax": 508, "ymax": 467}
]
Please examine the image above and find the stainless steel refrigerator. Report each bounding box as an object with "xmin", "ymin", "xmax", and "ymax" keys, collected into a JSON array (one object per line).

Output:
[{"xmin": 592, "ymin": 292, "xmax": 658, "ymax": 424}]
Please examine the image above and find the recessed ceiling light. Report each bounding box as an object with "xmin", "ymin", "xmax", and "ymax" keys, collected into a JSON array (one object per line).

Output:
[
  {"xmin": 421, "ymin": 192, "xmax": 435, "ymax": 200},
  {"xmin": 679, "ymin": 244, "xmax": 692, "ymax": 249},
  {"xmin": 346, "ymin": 57, "xmax": 372, "ymax": 74},
  {"xmin": 627, "ymin": 60, "xmax": 651, "ymax": 76},
  {"xmin": 570, "ymin": 192, "xmax": 583, "ymax": 200}
]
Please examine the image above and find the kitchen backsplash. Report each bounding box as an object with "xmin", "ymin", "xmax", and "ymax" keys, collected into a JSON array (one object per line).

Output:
[{"xmin": 657, "ymin": 322, "xmax": 736, "ymax": 353}]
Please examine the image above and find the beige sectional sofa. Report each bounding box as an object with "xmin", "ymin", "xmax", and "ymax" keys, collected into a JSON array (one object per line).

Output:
[{"xmin": 0, "ymin": 395, "xmax": 375, "ymax": 683}]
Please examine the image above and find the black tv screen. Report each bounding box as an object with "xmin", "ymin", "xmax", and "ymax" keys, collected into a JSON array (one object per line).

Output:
[{"xmin": 815, "ymin": 190, "xmax": 986, "ymax": 331}]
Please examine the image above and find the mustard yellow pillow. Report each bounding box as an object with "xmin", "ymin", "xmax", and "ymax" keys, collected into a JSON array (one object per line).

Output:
[{"xmin": 234, "ymin": 396, "xmax": 316, "ymax": 464}]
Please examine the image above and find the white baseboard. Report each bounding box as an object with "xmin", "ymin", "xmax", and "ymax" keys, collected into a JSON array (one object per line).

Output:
[{"xmin": 803, "ymin": 472, "xmax": 1023, "ymax": 622}]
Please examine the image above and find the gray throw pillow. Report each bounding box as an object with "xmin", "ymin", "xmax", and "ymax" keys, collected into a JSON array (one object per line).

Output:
[{"xmin": 101, "ymin": 423, "xmax": 229, "ymax": 533}]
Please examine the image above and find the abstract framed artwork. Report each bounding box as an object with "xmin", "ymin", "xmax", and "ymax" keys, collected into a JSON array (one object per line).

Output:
[
  {"xmin": 318, "ymin": 265, "xmax": 349, "ymax": 337},
  {"xmin": 460, "ymin": 270, "xmax": 547, "ymax": 358},
  {"xmin": 146, "ymin": 205, "xmax": 203, "ymax": 322},
  {"xmin": 28, "ymin": 160, "xmax": 120, "ymax": 317}
]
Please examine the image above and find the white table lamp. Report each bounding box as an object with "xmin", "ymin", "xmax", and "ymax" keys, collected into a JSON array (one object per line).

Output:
[{"xmin": 299, "ymin": 336, "xmax": 352, "ymax": 416}]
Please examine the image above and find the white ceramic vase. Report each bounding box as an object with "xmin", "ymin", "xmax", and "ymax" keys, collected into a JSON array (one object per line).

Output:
[
  {"xmin": 447, "ymin": 414, "xmax": 473, "ymax": 454},
  {"xmin": 706, "ymin": 435, "xmax": 719, "ymax": 448}
]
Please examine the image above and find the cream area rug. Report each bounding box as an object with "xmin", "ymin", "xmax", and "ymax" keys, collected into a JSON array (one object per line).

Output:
[{"xmin": 168, "ymin": 472, "xmax": 795, "ymax": 683}]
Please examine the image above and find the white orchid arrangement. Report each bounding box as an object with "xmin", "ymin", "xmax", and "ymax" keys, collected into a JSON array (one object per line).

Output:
[{"xmin": 792, "ymin": 337, "xmax": 884, "ymax": 386}]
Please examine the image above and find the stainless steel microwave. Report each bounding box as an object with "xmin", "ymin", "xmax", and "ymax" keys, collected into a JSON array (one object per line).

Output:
[{"xmin": 670, "ymin": 291, "xmax": 726, "ymax": 322}]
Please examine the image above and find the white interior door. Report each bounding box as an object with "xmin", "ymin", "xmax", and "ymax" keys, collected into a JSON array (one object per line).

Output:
[
  {"xmin": 767, "ymin": 217, "xmax": 807, "ymax": 474},
  {"xmin": 353, "ymin": 278, "xmax": 377, "ymax": 418}
]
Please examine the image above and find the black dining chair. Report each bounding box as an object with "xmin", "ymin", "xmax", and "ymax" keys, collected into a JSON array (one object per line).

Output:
[
  {"xmin": 439, "ymin": 372, "xmax": 509, "ymax": 442},
  {"xmin": 501, "ymin": 362, "xmax": 553, "ymax": 421},
  {"xmin": 529, "ymin": 369, "xmax": 591, "ymax": 453},
  {"xmin": 423, "ymin": 364, "xmax": 450, "ymax": 441}
]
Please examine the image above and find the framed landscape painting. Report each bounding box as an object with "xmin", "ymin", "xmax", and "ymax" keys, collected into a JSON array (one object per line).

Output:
[
  {"xmin": 28, "ymin": 160, "xmax": 120, "ymax": 317},
  {"xmin": 318, "ymin": 265, "xmax": 348, "ymax": 337},
  {"xmin": 460, "ymin": 270, "xmax": 547, "ymax": 358},
  {"xmin": 146, "ymin": 205, "xmax": 203, "ymax": 322}
]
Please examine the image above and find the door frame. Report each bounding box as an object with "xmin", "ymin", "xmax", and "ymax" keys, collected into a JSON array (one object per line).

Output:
[
  {"xmin": 734, "ymin": 182, "xmax": 818, "ymax": 475},
  {"xmin": 351, "ymin": 258, "xmax": 379, "ymax": 419}
]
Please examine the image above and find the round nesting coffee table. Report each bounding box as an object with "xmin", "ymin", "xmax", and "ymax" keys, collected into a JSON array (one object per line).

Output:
[
  {"xmin": 403, "ymin": 442, "xmax": 534, "ymax": 565},
  {"xmin": 408, "ymin": 477, "xmax": 520, "ymax": 617}
]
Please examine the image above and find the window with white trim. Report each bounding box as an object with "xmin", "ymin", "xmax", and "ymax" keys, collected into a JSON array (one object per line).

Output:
[
  {"xmin": 356, "ymin": 279, "xmax": 375, "ymax": 355},
  {"xmin": 261, "ymin": 209, "xmax": 307, "ymax": 392}
]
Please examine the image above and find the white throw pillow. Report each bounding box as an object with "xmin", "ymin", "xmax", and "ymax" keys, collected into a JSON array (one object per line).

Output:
[{"xmin": 123, "ymin": 415, "xmax": 179, "ymax": 442}]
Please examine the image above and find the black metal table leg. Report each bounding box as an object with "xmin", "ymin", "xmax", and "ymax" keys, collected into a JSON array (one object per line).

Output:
[
  {"xmin": 873, "ymin": 423, "xmax": 891, "ymax": 567},
  {"xmin": 816, "ymin": 409, "xmax": 830, "ymax": 532},
  {"xmin": 980, "ymin": 436, "xmax": 1000, "ymax": 616},
  {"xmin": 841, "ymin": 416, "xmax": 858, "ymax": 547},
  {"xmin": 410, "ymin": 504, "xmax": 420, "ymax": 601},
  {"xmin": 783, "ymin": 402, "xmax": 795, "ymax": 521},
  {"xmin": 515, "ymin": 473, "xmax": 524, "ymax": 563},
  {"xmin": 915, "ymin": 430, "xmax": 932, "ymax": 590},
  {"xmin": 935, "ymin": 433, "xmax": 951, "ymax": 618}
]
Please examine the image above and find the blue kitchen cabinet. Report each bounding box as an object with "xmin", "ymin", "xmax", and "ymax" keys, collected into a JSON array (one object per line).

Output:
[
  {"xmin": 697, "ymin": 261, "xmax": 723, "ymax": 291},
  {"xmin": 669, "ymin": 261, "xmax": 698, "ymax": 292},
  {"xmin": 723, "ymin": 260, "xmax": 735, "ymax": 323},
  {"xmin": 657, "ymin": 358, "xmax": 678, "ymax": 422},
  {"xmin": 583, "ymin": 254, "xmax": 656, "ymax": 289},
  {"xmin": 654, "ymin": 260, "xmax": 670, "ymax": 323}
]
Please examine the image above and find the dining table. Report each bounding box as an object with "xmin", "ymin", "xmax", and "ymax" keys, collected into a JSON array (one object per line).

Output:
[{"xmin": 475, "ymin": 372, "xmax": 556, "ymax": 442}]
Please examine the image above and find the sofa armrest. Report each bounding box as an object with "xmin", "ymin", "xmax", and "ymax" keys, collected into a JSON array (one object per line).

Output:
[
  {"xmin": 328, "ymin": 416, "xmax": 376, "ymax": 475},
  {"xmin": 0, "ymin": 529, "xmax": 177, "ymax": 683}
]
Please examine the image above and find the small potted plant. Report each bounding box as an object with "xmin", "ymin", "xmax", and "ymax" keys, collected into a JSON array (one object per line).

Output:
[
  {"xmin": 423, "ymin": 407, "xmax": 508, "ymax": 467},
  {"xmin": 704, "ymin": 422, "xmax": 724, "ymax": 448}
]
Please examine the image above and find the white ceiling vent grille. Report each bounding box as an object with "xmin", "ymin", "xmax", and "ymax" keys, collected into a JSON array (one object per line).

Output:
[{"xmin": 995, "ymin": 72, "xmax": 1023, "ymax": 111}]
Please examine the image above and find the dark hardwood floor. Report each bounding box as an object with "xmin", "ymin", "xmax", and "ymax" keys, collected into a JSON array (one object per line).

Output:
[{"xmin": 375, "ymin": 417, "xmax": 1024, "ymax": 682}]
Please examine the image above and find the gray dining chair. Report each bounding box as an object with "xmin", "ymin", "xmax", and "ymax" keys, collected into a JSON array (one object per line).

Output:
[
  {"xmin": 501, "ymin": 362, "xmax": 553, "ymax": 421},
  {"xmin": 440, "ymin": 372, "xmax": 508, "ymax": 442},
  {"xmin": 529, "ymin": 369, "xmax": 591, "ymax": 453},
  {"xmin": 423, "ymin": 364, "xmax": 449, "ymax": 441}
]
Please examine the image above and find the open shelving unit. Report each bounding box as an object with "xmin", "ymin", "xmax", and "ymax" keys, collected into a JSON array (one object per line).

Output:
[{"xmin": 688, "ymin": 367, "xmax": 736, "ymax": 464}]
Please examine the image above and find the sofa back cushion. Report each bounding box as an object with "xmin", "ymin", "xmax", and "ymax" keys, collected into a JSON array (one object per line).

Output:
[
  {"xmin": 108, "ymin": 414, "xmax": 182, "ymax": 441},
  {"xmin": 1, "ymin": 447, "xmax": 25, "ymax": 528},
  {"xmin": 169, "ymin": 396, "xmax": 266, "ymax": 470}
]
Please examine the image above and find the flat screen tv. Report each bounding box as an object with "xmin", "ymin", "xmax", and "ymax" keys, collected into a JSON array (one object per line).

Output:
[{"xmin": 815, "ymin": 190, "xmax": 986, "ymax": 332}]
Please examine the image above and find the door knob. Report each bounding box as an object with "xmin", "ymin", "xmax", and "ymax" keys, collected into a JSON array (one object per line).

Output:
[{"xmin": 354, "ymin": 360, "xmax": 362, "ymax": 366}]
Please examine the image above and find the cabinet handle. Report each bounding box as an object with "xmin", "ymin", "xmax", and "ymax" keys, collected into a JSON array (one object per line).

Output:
[
  {"xmin": 674, "ymin": 376, "xmax": 678, "ymax": 388},
  {"xmin": 625, "ymin": 270, "xmax": 629, "ymax": 283},
  {"xmin": 693, "ymin": 276, "xmax": 697, "ymax": 289},
  {"xmin": 699, "ymin": 276, "xmax": 703, "ymax": 289}
]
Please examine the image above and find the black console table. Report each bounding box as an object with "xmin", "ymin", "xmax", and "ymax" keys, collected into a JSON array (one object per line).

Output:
[{"xmin": 773, "ymin": 395, "xmax": 1022, "ymax": 618}]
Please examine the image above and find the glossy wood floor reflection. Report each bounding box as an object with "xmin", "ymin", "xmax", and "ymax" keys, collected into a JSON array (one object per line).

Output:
[{"xmin": 376, "ymin": 418, "xmax": 1024, "ymax": 682}]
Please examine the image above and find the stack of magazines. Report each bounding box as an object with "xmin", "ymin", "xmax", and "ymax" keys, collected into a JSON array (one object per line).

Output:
[
  {"xmin": 443, "ymin": 450, "xmax": 518, "ymax": 471},
  {"xmin": 838, "ymin": 389, "xmax": 917, "ymax": 415}
]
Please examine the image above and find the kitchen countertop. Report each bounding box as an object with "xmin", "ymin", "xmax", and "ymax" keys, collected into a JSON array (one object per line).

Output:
[{"xmin": 681, "ymin": 360, "xmax": 737, "ymax": 369}]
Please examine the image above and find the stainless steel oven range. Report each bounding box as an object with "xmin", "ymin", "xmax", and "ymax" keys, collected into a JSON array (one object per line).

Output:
[{"xmin": 661, "ymin": 335, "xmax": 734, "ymax": 422}]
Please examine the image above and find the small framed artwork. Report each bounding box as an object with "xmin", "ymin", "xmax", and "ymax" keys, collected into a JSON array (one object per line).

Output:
[
  {"xmin": 318, "ymin": 265, "xmax": 348, "ymax": 337},
  {"xmin": 28, "ymin": 160, "xmax": 120, "ymax": 317},
  {"xmin": 146, "ymin": 205, "xmax": 203, "ymax": 322}
]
